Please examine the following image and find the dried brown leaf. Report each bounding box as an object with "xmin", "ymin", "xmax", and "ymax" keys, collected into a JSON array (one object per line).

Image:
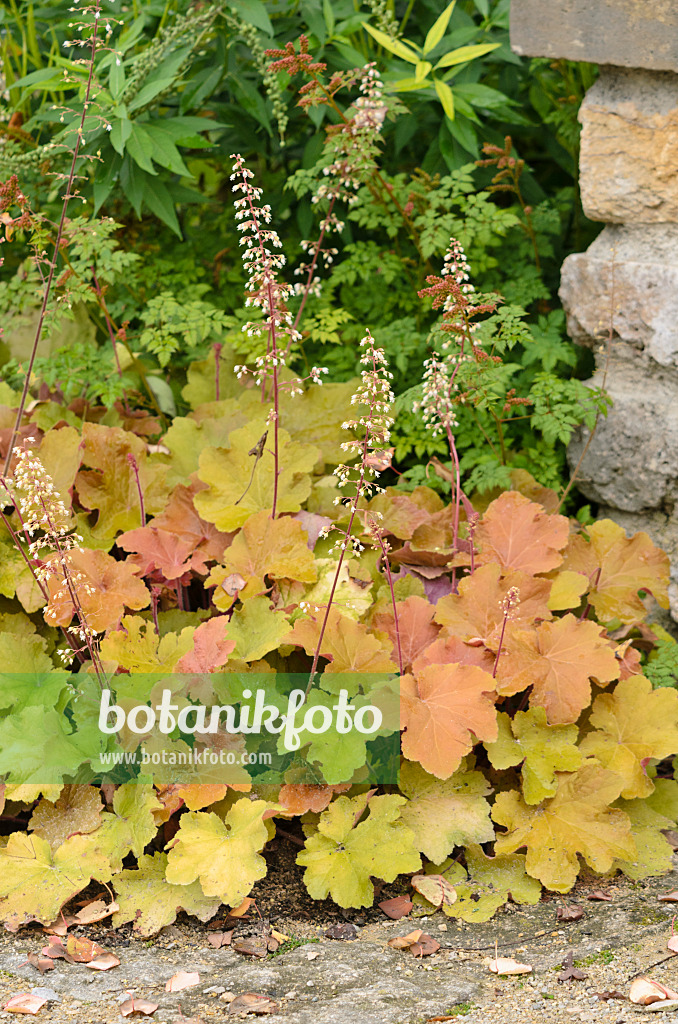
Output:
[
  {"xmin": 488, "ymin": 957, "xmax": 533, "ymax": 975},
  {"xmin": 227, "ymin": 993, "xmax": 279, "ymax": 1015},
  {"xmin": 4, "ymin": 994, "xmax": 47, "ymax": 1015},
  {"xmin": 379, "ymin": 895, "xmax": 414, "ymax": 920}
]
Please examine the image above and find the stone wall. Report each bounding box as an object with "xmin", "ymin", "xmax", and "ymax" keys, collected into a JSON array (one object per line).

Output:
[{"xmin": 510, "ymin": 0, "xmax": 678, "ymax": 621}]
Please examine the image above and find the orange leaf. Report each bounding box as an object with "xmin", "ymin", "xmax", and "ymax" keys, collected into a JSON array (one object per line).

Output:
[
  {"xmin": 401, "ymin": 663, "xmax": 497, "ymax": 778},
  {"xmin": 475, "ymin": 492, "xmax": 569, "ymax": 575},
  {"xmin": 44, "ymin": 547, "xmax": 149, "ymax": 632},
  {"xmin": 278, "ymin": 783, "xmax": 351, "ymax": 815},
  {"xmin": 497, "ymin": 614, "xmax": 620, "ymax": 724},
  {"xmin": 412, "ymin": 635, "xmax": 495, "ymax": 675},
  {"xmin": 175, "ymin": 616, "xmax": 235, "ymax": 673},
  {"xmin": 372, "ymin": 596, "xmax": 440, "ymax": 670},
  {"xmin": 434, "ymin": 564, "xmax": 552, "ymax": 649}
]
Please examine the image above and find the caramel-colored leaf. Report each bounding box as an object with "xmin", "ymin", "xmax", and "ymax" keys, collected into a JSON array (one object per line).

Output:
[
  {"xmin": 401, "ymin": 664, "xmax": 497, "ymax": 779},
  {"xmin": 475, "ymin": 492, "xmax": 569, "ymax": 574}
]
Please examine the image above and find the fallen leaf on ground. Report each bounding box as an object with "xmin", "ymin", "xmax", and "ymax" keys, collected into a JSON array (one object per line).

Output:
[
  {"xmin": 4, "ymin": 994, "xmax": 47, "ymax": 1015},
  {"xmin": 388, "ymin": 929, "xmax": 423, "ymax": 950},
  {"xmin": 596, "ymin": 990, "xmax": 626, "ymax": 1001},
  {"xmin": 73, "ymin": 900, "xmax": 119, "ymax": 925},
  {"xmin": 488, "ymin": 957, "xmax": 533, "ymax": 975},
  {"xmin": 410, "ymin": 934, "xmax": 440, "ymax": 957},
  {"xmin": 379, "ymin": 895, "xmax": 413, "ymax": 920},
  {"xmin": 227, "ymin": 993, "xmax": 279, "ymax": 1015},
  {"xmin": 42, "ymin": 935, "xmax": 107, "ymax": 964},
  {"xmin": 207, "ymin": 930, "xmax": 233, "ymax": 948},
  {"xmin": 166, "ymin": 972, "xmax": 200, "ymax": 993},
  {"xmin": 120, "ymin": 997, "xmax": 159, "ymax": 1017},
  {"xmin": 304, "ymin": 948, "xmax": 321, "ymax": 960},
  {"xmin": 629, "ymin": 978, "xmax": 678, "ymax": 1005},
  {"xmin": 387, "ymin": 930, "xmax": 439, "ymax": 956},
  {"xmin": 24, "ymin": 954, "xmax": 54, "ymax": 975},
  {"xmin": 270, "ymin": 929, "xmax": 289, "ymax": 944},
  {"xmin": 587, "ymin": 890, "xmax": 612, "ymax": 901},
  {"xmin": 558, "ymin": 950, "xmax": 587, "ymax": 982},
  {"xmin": 557, "ymin": 905, "xmax": 584, "ymax": 922},
  {"xmin": 411, "ymin": 874, "xmax": 456, "ymax": 909},
  {"xmin": 85, "ymin": 953, "xmax": 120, "ymax": 971},
  {"xmin": 229, "ymin": 897, "xmax": 253, "ymax": 918},
  {"xmin": 658, "ymin": 891, "xmax": 678, "ymax": 903},
  {"xmin": 232, "ymin": 937, "xmax": 268, "ymax": 959},
  {"xmin": 324, "ymin": 923, "xmax": 358, "ymax": 940},
  {"xmin": 668, "ymin": 936, "xmax": 678, "ymax": 953}
]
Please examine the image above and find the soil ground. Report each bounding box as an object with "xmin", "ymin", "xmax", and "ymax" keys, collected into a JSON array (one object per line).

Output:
[{"xmin": 3, "ymin": 841, "xmax": 678, "ymax": 1023}]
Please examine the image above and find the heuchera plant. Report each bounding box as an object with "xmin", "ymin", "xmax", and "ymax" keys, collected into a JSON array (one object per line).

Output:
[{"xmin": 0, "ymin": 18, "xmax": 676, "ymax": 938}]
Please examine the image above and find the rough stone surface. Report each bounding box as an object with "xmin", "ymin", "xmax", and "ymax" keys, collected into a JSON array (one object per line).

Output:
[
  {"xmin": 559, "ymin": 224, "xmax": 678, "ymax": 368},
  {"xmin": 565, "ymin": 361, "xmax": 678, "ymax": 515},
  {"xmin": 510, "ymin": 0, "xmax": 678, "ymax": 73},
  {"xmin": 579, "ymin": 68, "xmax": 678, "ymax": 223}
]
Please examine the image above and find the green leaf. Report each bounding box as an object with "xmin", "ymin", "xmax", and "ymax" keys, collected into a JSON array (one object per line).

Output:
[
  {"xmin": 434, "ymin": 77, "xmax": 455, "ymax": 120},
  {"xmin": 92, "ymin": 785, "xmax": 162, "ymax": 873},
  {"xmin": 362, "ymin": 23, "xmax": 420, "ymax": 64},
  {"xmin": 297, "ymin": 794, "xmax": 421, "ymax": 907},
  {"xmin": 128, "ymin": 76, "xmax": 178, "ymax": 112},
  {"xmin": 110, "ymin": 117, "xmax": 132, "ymax": 156},
  {"xmin": 323, "ymin": 0, "xmax": 335, "ymax": 36},
  {"xmin": 434, "ymin": 42, "xmax": 500, "ymax": 69},
  {"xmin": 229, "ymin": 0, "xmax": 273, "ymax": 36},
  {"xmin": 423, "ymin": 1, "xmax": 457, "ymax": 55},
  {"xmin": 165, "ymin": 801, "xmax": 270, "ymax": 905},
  {"xmin": 108, "ymin": 58, "xmax": 126, "ymax": 101},
  {"xmin": 141, "ymin": 177, "xmax": 183, "ymax": 234},
  {"xmin": 125, "ymin": 124, "xmax": 158, "ymax": 175},
  {"xmin": 143, "ymin": 124, "xmax": 192, "ymax": 176}
]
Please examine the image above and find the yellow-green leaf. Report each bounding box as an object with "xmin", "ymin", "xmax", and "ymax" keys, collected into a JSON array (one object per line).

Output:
[
  {"xmin": 297, "ymin": 794, "xmax": 421, "ymax": 908},
  {"xmin": 434, "ymin": 42, "xmax": 500, "ymax": 70},
  {"xmin": 434, "ymin": 77, "xmax": 455, "ymax": 120},
  {"xmin": 0, "ymin": 832, "xmax": 112, "ymax": 931},
  {"xmin": 415, "ymin": 60, "xmax": 433, "ymax": 82},
  {"xmin": 492, "ymin": 765, "xmax": 636, "ymax": 892},
  {"xmin": 579, "ymin": 676, "xmax": 678, "ymax": 799},
  {"xmin": 112, "ymin": 852, "xmax": 221, "ymax": 936},
  {"xmin": 485, "ymin": 708, "xmax": 582, "ymax": 804},
  {"xmin": 362, "ymin": 23, "xmax": 420, "ymax": 64},
  {"xmin": 165, "ymin": 801, "xmax": 270, "ymax": 905},
  {"xmin": 423, "ymin": 1, "xmax": 456, "ymax": 55},
  {"xmin": 399, "ymin": 759, "xmax": 494, "ymax": 862}
]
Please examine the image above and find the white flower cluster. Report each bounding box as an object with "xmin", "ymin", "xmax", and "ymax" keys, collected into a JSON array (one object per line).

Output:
[
  {"xmin": 333, "ymin": 329, "xmax": 394, "ymax": 499},
  {"xmin": 313, "ymin": 63, "xmax": 388, "ymax": 210},
  {"xmin": 9, "ymin": 442, "xmax": 97, "ymax": 659},
  {"xmin": 230, "ymin": 154, "xmax": 329, "ymax": 397}
]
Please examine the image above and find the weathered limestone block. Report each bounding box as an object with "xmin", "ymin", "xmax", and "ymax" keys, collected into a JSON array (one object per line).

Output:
[
  {"xmin": 510, "ymin": 0, "xmax": 678, "ymax": 72},
  {"xmin": 567, "ymin": 362, "xmax": 678, "ymax": 515},
  {"xmin": 559, "ymin": 225, "xmax": 678, "ymax": 368},
  {"xmin": 579, "ymin": 69, "xmax": 678, "ymax": 223}
]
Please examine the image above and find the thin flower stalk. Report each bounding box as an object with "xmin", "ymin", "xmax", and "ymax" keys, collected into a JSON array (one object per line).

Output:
[
  {"xmin": 230, "ymin": 154, "xmax": 328, "ymax": 516},
  {"xmin": 493, "ymin": 586, "xmax": 520, "ymax": 679},
  {"xmin": 307, "ymin": 330, "xmax": 394, "ymax": 689},
  {"xmin": 366, "ymin": 513, "xmax": 403, "ymax": 677},
  {"xmin": 416, "ymin": 240, "xmax": 497, "ymax": 562}
]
